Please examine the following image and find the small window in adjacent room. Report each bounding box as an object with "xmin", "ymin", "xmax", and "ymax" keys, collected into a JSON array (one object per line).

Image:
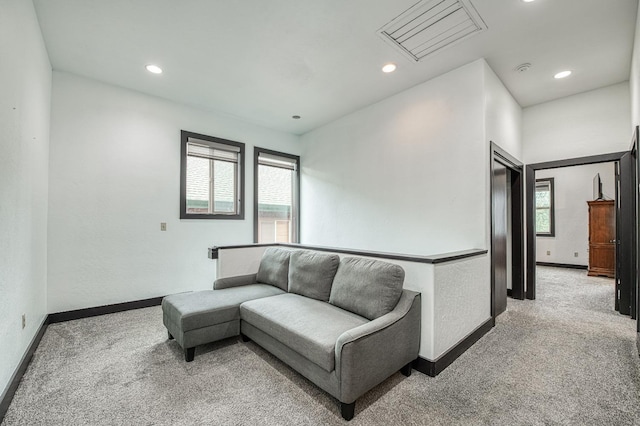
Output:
[
  {"xmin": 180, "ymin": 131, "xmax": 245, "ymax": 219},
  {"xmin": 535, "ymin": 178, "xmax": 555, "ymax": 236},
  {"xmin": 254, "ymin": 148, "xmax": 300, "ymax": 243}
]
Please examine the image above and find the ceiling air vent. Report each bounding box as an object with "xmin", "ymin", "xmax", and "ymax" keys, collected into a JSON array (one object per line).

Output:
[{"xmin": 378, "ymin": 0, "xmax": 487, "ymax": 62}]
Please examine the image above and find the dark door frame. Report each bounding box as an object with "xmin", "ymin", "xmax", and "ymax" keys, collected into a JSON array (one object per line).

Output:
[
  {"xmin": 525, "ymin": 151, "xmax": 628, "ymax": 300},
  {"xmin": 629, "ymin": 126, "xmax": 640, "ymax": 351},
  {"xmin": 618, "ymin": 151, "xmax": 637, "ymax": 317},
  {"xmin": 490, "ymin": 142, "xmax": 525, "ymax": 324}
]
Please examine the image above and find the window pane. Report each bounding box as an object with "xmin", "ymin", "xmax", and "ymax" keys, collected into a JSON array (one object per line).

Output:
[
  {"xmin": 213, "ymin": 160, "xmax": 236, "ymax": 213},
  {"xmin": 536, "ymin": 209, "xmax": 550, "ymax": 234},
  {"xmin": 535, "ymin": 188, "xmax": 550, "ymax": 208},
  {"xmin": 258, "ymin": 164, "xmax": 293, "ymax": 243},
  {"xmin": 186, "ymin": 156, "xmax": 210, "ymax": 213}
]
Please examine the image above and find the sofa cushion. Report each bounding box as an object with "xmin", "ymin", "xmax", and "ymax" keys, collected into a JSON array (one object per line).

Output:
[
  {"xmin": 162, "ymin": 285, "xmax": 285, "ymax": 332},
  {"xmin": 240, "ymin": 293, "xmax": 368, "ymax": 372},
  {"xmin": 288, "ymin": 250, "xmax": 340, "ymax": 301},
  {"xmin": 329, "ymin": 257, "xmax": 405, "ymax": 320},
  {"xmin": 256, "ymin": 247, "xmax": 291, "ymax": 291}
]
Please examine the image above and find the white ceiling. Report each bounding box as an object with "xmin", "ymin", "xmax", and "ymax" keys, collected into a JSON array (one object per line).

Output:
[{"xmin": 33, "ymin": 0, "xmax": 638, "ymax": 135}]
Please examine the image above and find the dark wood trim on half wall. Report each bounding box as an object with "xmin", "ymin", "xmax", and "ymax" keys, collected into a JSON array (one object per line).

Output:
[
  {"xmin": 0, "ymin": 296, "xmax": 165, "ymax": 423},
  {"xmin": 413, "ymin": 318, "xmax": 493, "ymax": 377},
  {"xmin": 210, "ymin": 243, "xmax": 487, "ymax": 264}
]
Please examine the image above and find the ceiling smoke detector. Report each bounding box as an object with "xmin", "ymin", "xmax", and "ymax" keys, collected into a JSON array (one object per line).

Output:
[
  {"xmin": 378, "ymin": 0, "xmax": 487, "ymax": 62},
  {"xmin": 515, "ymin": 63, "xmax": 532, "ymax": 73}
]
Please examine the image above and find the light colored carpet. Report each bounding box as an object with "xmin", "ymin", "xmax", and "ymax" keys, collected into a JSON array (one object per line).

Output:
[{"xmin": 3, "ymin": 267, "xmax": 640, "ymax": 425}]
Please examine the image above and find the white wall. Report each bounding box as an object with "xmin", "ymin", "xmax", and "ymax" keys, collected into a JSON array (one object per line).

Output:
[
  {"xmin": 535, "ymin": 162, "xmax": 616, "ymax": 266},
  {"xmin": 631, "ymin": 5, "xmax": 640, "ymax": 130},
  {"xmin": 300, "ymin": 60, "xmax": 488, "ymax": 255},
  {"xmin": 433, "ymin": 255, "xmax": 490, "ymax": 359},
  {"xmin": 483, "ymin": 62, "xmax": 522, "ymax": 161},
  {"xmin": 0, "ymin": 0, "xmax": 51, "ymax": 399},
  {"xmin": 217, "ymin": 246, "xmax": 269, "ymax": 279},
  {"xmin": 47, "ymin": 72, "xmax": 300, "ymax": 312},
  {"xmin": 482, "ymin": 62, "xmax": 522, "ymax": 291},
  {"xmin": 523, "ymin": 83, "xmax": 631, "ymax": 164}
]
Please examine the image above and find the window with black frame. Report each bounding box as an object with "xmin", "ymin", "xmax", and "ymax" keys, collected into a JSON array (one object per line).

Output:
[
  {"xmin": 180, "ymin": 131, "xmax": 245, "ymax": 219},
  {"xmin": 254, "ymin": 148, "xmax": 300, "ymax": 243},
  {"xmin": 535, "ymin": 178, "xmax": 555, "ymax": 236}
]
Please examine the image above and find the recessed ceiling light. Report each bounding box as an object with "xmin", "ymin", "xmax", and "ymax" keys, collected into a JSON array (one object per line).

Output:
[
  {"xmin": 292, "ymin": 115, "xmax": 301, "ymax": 120},
  {"xmin": 146, "ymin": 64, "xmax": 163, "ymax": 74},
  {"xmin": 554, "ymin": 70, "xmax": 572, "ymax": 79},
  {"xmin": 522, "ymin": 0, "xmax": 535, "ymax": 3},
  {"xmin": 382, "ymin": 63, "xmax": 397, "ymax": 73}
]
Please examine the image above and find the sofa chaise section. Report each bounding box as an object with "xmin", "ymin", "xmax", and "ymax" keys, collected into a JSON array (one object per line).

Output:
[
  {"xmin": 162, "ymin": 246, "xmax": 292, "ymax": 361},
  {"xmin": 162, "ymin": 284, "xmax": 285, "ymax": 361}
]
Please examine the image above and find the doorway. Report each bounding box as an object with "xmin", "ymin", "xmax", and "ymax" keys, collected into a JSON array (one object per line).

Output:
[
  {"xmin": 525, "ymin": 151, "xmax": 636, "ymax": 320},
  {"xmin": 490, "ymin": 142, "xmax": 524, "ymax": 322}
]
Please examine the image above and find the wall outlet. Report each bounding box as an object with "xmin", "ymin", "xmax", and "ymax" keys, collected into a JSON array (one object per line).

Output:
[
  {"xmin": 160, "ymin": 222, "xmax": 167, "ymax": 231},
  {"xmin": 574, "ymin": 252, "xmax": 579, "ymax": 257},
  {"xmin": 546, "ymin": 250, "xmax": 550, "ymax": 256},
  {"xmin": 21, "ymin": 314, "xmax": 26, "ymax": 329}
]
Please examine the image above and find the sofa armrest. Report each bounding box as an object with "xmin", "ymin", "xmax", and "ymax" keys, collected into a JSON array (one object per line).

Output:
[
  {"xmin": 213, "ymin": 273, "xmax": 258, "ymax": 290},
  {"xmin": 335, "ymin": 290, "xmax": 421, "ymax": 404}
]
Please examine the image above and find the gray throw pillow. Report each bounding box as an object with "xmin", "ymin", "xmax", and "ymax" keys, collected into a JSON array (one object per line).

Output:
[
  {"xmin": 329, "ymin": 257, "xmax": 405, "ymax": 320},
  {"xmin": 288, "ymin": 250, "xmax": 340, "ymax": 301},
  {"xmin": 256, "ymin": 247, "xmax": 291, "ymax": 291}
]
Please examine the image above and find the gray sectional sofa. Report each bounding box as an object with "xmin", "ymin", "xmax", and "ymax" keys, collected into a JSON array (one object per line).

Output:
[{"xmin": 162, "ymin": 247, "xmax": 421, "ymax": 420}]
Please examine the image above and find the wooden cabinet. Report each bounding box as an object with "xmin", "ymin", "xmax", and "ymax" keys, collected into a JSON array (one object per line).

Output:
[{"xmin": 587, "ymin": 200, "xmax": 615, "ymax": 278}]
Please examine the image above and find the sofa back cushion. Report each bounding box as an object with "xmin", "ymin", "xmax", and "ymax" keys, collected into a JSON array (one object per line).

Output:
[
  {"xmin": 288, "ymin": 250, "xmax": 340, "ymax": 301},
  {"xmin": 256, "ymin": 247, "xmax": 291, "ymax": 291},
  {"xmin": 329, "ymin": 257, "xmax": 405, "ymax": 320}
]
